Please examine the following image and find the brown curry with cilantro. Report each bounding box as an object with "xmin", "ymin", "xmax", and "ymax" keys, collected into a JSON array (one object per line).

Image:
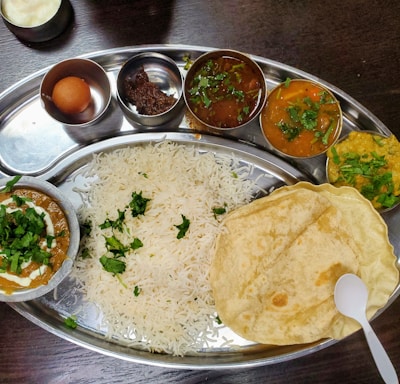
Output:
[
  {"xmin": 0, "ymin": 178, "xmax": 70, "ymax": 294},
  {"xmin": 261, "ymin": 79, "xmax": 342, "ymax": 157},
  {"xmin": 186, "ymin": 55, "xmax": 264, "ymax": 128}
]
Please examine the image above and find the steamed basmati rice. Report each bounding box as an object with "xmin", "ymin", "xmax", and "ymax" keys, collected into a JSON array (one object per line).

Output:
[{"xmin": 72, "ymin": 141, "xmax": 259, "ymax": 355}]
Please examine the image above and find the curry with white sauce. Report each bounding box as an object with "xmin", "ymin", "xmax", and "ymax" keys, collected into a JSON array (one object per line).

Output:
[{"xmin": 0, "ymin": 187, "xmax": 70, "ymax": 294}]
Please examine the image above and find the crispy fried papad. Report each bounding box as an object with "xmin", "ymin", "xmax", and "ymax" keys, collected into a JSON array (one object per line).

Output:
[{"xmin": 210, "ymin": 182, "xmax": 399, "ymax": 345}]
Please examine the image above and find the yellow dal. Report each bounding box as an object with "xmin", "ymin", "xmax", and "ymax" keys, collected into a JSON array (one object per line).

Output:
[{"xmin": 327, "ymin": 131, "xmax": 400, "ymax": 209}]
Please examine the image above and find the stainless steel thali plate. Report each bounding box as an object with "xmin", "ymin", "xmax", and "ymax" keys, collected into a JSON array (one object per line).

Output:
[{"xmin": 1, "ymin": 45, "xmax": 399, "ymax": 369}]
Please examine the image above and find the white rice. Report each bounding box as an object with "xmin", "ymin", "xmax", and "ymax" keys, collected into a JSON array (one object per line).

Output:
[{"xmin": 72, "ymin": 141, "xmax": 258, "ymax": 356}]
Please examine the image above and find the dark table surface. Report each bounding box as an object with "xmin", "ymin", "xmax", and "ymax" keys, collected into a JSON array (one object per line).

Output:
[{"xmin": 1, "ymin": 1, "xmax": 400, "ymax": 383}]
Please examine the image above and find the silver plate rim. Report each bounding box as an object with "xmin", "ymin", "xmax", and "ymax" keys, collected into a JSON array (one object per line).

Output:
[{"xmin": 1, "ymin": 44, "xmax": 398, "ymax": 369}]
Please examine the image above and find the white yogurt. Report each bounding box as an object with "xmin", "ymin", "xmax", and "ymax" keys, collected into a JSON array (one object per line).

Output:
[{"xmin": 1, "ymin": 0, "xmax": 61, "ymax": 27}]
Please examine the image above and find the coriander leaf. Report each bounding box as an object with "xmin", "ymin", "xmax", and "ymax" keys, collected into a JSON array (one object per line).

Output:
[
  {"xmin": 200, "ymin": 89, "xmax": 212, "ymax": 108},
  {"xmin": 330, "ymin": 147, "xmax": 340, "ymax": 165},
  {"xmin": 100, "ymin": 209, "xmax": 126, "ymax": 232},
  {"xmin": 133, "ymin": 285, "xmax": 141, "ymax": 296},
  {"xmin": 80, "ymin": 248, "xmax": 91, "ymax": 259},
  {"xmin": 1, "ymin": 175, "xmax": 22, "ymax": 194},
  {"xmin": 174, "ymin": 215, "xmax": 190, "ymax": 239},
  {"xmin": 11, "ymin": 194, "xmax": 30, "ymax": 207},
  {"xmin": 213, "ymin": 206, "xmax": 226, "ymax": 219},
  {"xmin": 64, "ymin": 315, "xmax": 78, "ymax": 329},
  {"xmin": 104, "ymin": 235, "xmax": 129, "ymax": 257},
  {"xmin": 277, "ymin": 121, "xmax": 300, "ymax": 141},
  {"xmin": 81, "ymin": 221, "xmax": 92, "ymax": 236},
  {"xmin": 377, "ymin": 193, "xmax": 400, "ymax": 208},
  {"xmin": 321, "ymin": 119, "xmax": 335, "ymax": 145},
  {"xmin": 10, "ymin": 253, "xmax": 20, "ymax": 273},
  {"xmin": 31, "ymin": 248, "xmax": 51, "ymax": 265},
  {"xmin": 300, "ymin": 109, "xmax": 318, "ymax": 130},
  {"xmin": 131, "ymin": 238, "xmax": 143, "ymax": 250},
  {"xmin": 183, "ymin": 54, "xmax": 193, "ymax": 70},
  {"xmin": 287, "ymin": 105, "xmax": 301, "ymax": 123},
  {"xmin": 99, "ymin": 255, "xmax": 126, "ymax": 274},
  {"xmin": 129, "ymin": 191, "xmax": 150, "ymax": 217},
  {"xmin": 46, "ymin": 235, "xmax": 55, "ymax": 248}
]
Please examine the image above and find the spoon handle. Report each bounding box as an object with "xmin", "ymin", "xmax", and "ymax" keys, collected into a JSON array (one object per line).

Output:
[{"xmin": 362, "ymin": 321, "xmax": 398, "ymax": 384}]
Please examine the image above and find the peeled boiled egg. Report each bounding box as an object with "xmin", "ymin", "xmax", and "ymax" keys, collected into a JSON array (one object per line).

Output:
[{"xmin": 52, "ymin": 76, "xmax": 91, "ymax": 114}]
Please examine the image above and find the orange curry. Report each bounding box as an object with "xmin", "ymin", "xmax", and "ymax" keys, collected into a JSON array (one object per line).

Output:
[
  {"xmin": 0, "ymin": 188, "xmax": 70, "ymax": 294},
  {"xmin": 261, "ymin": 79, "xmax": 342, "ymax": 157}
]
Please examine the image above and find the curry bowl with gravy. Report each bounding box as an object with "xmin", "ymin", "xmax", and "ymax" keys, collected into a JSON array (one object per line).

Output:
[
  {"xmin": 184, "ymin": 49, "xmax": 267, "ymax": 131},
  {"xmin": 260, "ymin": 78, "xmax": 342, "ymax": 159},
  {"xmin": 326, "ymin": 130, "xmax": 400, "ymax": 212},
  {"xmin": 0, "ymin": 176, "xmax": 80, "ymax": 302}
]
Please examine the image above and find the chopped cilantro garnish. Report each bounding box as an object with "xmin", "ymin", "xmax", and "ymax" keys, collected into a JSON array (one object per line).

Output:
[
  {"xmin": 64, "ymin": 315, "xmax": 78, "ymax": 329},
  {"xmin": 80, "ymin": 247, "xmax": 90, "ymax": 259},
  {"xmin": 0, "ymin": 175, "xmax": 22, "ymax": 194},
  {"xmin": 300, "ymin": 109, "xmax": 318, "ymax": 130},
  {"xmin": 81, "ymin": 221, "xmax": 92, "ymax": 236},
  {"xmin": 104, "ymin": 235, "xmax": 129, "ymax": 257},
  {"xmin": 100, "ymin": 209, "xmax": 126, "ymax": 232},
  {"xmin": 331, "ymin": 149, "xmax": 400, "ymax": 208},
  {"xmin": 278, "ymin": 121, "xmax": 301, "ymax": 141},
  {"xmin": 131, "ymin": 237, "xmax": 143, "ymax": 250},
  {"xmin": 129, "ymin": 191, "xmax": 150, "ymax": 217},
  {"xmin": 99, "ymin": 255, "xmax": 126, "ymax": 275},
  {"xmin": 277, "ymin": 86, "xmax": 337, "ymax": 146},
  {"xmin": 183, "ymin": 54, "xmax": 193, "ymax": 71},
  {"xmin": 174, "ymin": 215, "xmax": 190, "ymax": 239},
  {"xmin": 0, "ymin": 200, "xmax": 52, "ymax": 275},
  {"xmin": 12, "ymin": 194, "xmax": 30, "ymax": 207},
  {"xmin": 213, "ymin": 206, "xmax": 226, "ymax": 219},
  {"xmin": 133, "ymin": 285, "xmax": 142, "ymax": 296},
  {"xmin": 46, "ymin": 235, "xmax": 55, "ymax": 248}
]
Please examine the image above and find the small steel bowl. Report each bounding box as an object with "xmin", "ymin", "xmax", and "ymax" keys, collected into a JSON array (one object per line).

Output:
[
  {"xmin": 260, "ymin": 79, "xmax": 343, "ymax": 159},
  {"xmin": 0, "ymin": 175, "xmax": 80, "ymax": 302},
  {"xmin": 184, "ymin": 49, "xmax": 267, "ymax": 131},
  {"xmin": 40, "ymin": 58, "xmax": 111, "ymax": 127},
  {"xmin": 0, "ymin": 0, "xmax": 73, "ymax": 43},
  {"xmin": 116, "ymin": 52, "xmax": 184, "ymax": 128},
  {"xmin": 326, "ymin": 130, "xmax": 400, "ymax": 213}
]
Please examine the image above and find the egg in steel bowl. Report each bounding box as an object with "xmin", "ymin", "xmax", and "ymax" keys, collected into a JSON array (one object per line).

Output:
[
  {"xmin": 184, "ymin": 49, "xmax": 267, "ymax": 131},
  {"xmin": 0, "ymin": 176, "xmax": 80, "ymax": 302},
  {"xmin": 326, "ymin": 130, "xmax": 400, "ymax": 211},
  {"xmin": 40, "ymin": 58, "xmax": 111, "ymax": 127},
  {"xmin": 260, "ymin": 78, "xmax": 342, "ymax": 159}
]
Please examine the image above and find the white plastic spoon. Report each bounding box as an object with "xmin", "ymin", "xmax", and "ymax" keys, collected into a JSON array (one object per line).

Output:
[{"xmin": 334, "ymin": 273, "xmax": 398, "ymax": 384}]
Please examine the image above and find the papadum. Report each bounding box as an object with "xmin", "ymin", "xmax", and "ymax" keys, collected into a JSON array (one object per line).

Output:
[{"xmin": 210, "ymin": 182, "xmax": 399, "ymax": 345}]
